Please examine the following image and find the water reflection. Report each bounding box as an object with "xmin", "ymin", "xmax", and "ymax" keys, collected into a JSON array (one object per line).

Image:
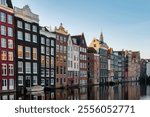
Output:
[{"xmin": 0, "ymin": 83, "xmax": 150, "ymax": 100}]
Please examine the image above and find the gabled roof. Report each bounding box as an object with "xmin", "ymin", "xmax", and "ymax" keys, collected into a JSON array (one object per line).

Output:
[{"xmin": 71, "ymin": 33, "xmax": 87, "ymax": 47}]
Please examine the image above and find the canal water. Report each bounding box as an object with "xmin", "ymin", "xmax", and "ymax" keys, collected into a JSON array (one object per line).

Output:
[{"xmin": 0, "ymin": 82, "xmax": 150, "ymax": 100}]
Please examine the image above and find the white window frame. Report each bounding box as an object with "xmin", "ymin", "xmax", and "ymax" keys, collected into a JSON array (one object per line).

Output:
[
  {"xmin": 2, "ymin": 64, "xmax": 7, "ymax": 76},
  {"xmin": 25, "ymin": 62, "xmax": 31, "ymax": 74},
  {"xmin": 18, "ymin": 76, "xmax": 23, "ymax": 86},
  {"xmin": 18, "ymin": 61, "xmax": 23, "ymax": 73}
]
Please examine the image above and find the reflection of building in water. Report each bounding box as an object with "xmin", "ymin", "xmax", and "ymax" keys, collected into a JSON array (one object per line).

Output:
[
  {"xmin": 55, "ymin": 89, "xmax": 68, "ymax": 100},
  {"xmin": 140, "ymin": 85, "xmax": 147, "ymax": 97},
  {"xmin": 67, "ymin": 89, "xmax": 79, "ymax": 100},
  {"xmin": 127, "ymin": 83, "xmax": 140, "ymax": 100},
  {"xmin": 44, "ymin": 91, "xmax": 55, "ymax": 100},
  {"xmin": 88, "ymin": 86, "xmax": 100, "ymax": 100},
  {"xmin": 108, "ymin": 86, "xmax": 114, "ymax": 100},
  {"xmin": 99, "ymin": 86, "xmax": 109, "ymax": 100},
  {"xmin": 79, "ymin": 87, "xmax": 88, "ymax": 100}
]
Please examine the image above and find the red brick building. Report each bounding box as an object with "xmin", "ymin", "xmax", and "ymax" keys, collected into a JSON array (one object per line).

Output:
[{"xmin": 0, "ymin": 0, "xmax": 15, "ymax": 92}]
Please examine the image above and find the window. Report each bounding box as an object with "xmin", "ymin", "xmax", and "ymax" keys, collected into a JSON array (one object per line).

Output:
[
  {"xmin": 60, "ymin": 66, "xmax": 63, "ymax": 74},
  {"xmin": 51, "ymin": 79, "xmax": 54, "ymax": 85},
  {"xmin": 41, "ymin": 69, "xmax": 45, "ymax": 77},
  {"xmin": 25, "ymin": 62, "xmax": 31, "ymax": 74},
  {"xmin": 25, "ymin": 33, "xmax": 31, "ymax": 42},
  {"xmin": 2, "ymin": 64, "xmax": 7, "ymax": 76},
  {"xmin": 46, "ymin": 47, "xmax": 50, "ymax": 55},
  {"xmin": 33, "ymin": 63, "xmax": 37, "ymax": 74},
  {"xmin": 41, "ymin": 79, "xmax": 45, "ymax": 85},
  {"xmin": 18, "ymin": 45, "xmax": 23, "ymax": 58},
  {"xmin": 1, "ymin": 38, "xmax": 6, "ymax": 48},
  {"xmin": 33, "ymin": 76, "xmax": 37, "ymax": 85},
  {"xmin": 41, "ymin": 55, "xmax": 45, "ymax": 67},
  {"xmin": 8, "ymin": 39, "xmax": 13, "ymax": 49},
  {"xmin": 1, "ymin": 51, "xmax": 7, "ymax": 60},
  {"xmin": 46, "ymin": 56, "xmax": 50, "ymax": 68},
  {"xmin": 41, "ymin": 46, "xmax": 45, "ymax": 54},
  {"xmin": 51, "ymin": 48, "xmax": 54, "ymax": 55},
  {"xmin": 32, "ymin": 34, "xmax": 37, "ymax": 43},
  {"xmin": 18, "ymin": 76, "xmax": 23, "ymax": 86},
  {"xmin": 25, "ymin": 23, "xmax": 31, "ymax": 30},
  {"xmin": 0, "ymin": 12, "xmax": 6, "ymax": 22},
  {"xmin": 25, "ymin": 47, "xmax": 31, "ymax": 59},
  {"xmin": 8, "ymin": 52, "xmax": 13, "ymax": 61},
  {"xmin": 56, "ymin": 45, "xmax": 59, "ymax": 52},
  {"xmin": 17, "ymin": 21, "xmax": 23, "ymax": 28},
  {"xmin": 46, "ymin": 69, "xmax": 49, "ymax": 77},
  {"xmin": 8, "ymin": 27, "xmax": 13, "ymax": 37},
  {"xmin": 41, "ymin": 37, "xmax": 45, "ymax": 44},
  {"xmin": 60, "ymin": 36, "xmax": 63, "ymax": 42},
  {"xmin": 1, "ymin": 25, "xmax": 6, "ymax": 35},
  {"xmin": 9, "ymin": 64, "xmax": 14, "ymax": 76},
  {"xmin": 32, "ymin": 25, "xmax": 37, "ymax": 32},
  {"xmin": 33, "ymin": 48, "xmax": 37, "ymax": 60},
  {"xmin": 51, "ymin": 69, "xmax": 54, "ymax": 77},
  {"xmin": 17, "ymin": 31, "xmax": 23, "ymax": 40},
  {"xmin": 64, "ymin": 46, "xmax": 66, "ymax": 53},
  {"xmin": 64, "ymin": 37, "xmax": 66, "ymax": 42},
  {"xmin": 51, "ymin": 57, "xmax": 54, "ymax": 68},
  {"xmin": 64, "ymin": 67, "xmax": 66, "ymax": 74},
  {"xmin": 46, "ymin": 38, "xmax": 50, "ymax": 46},
  {"xmin": 9, "ymin": 79, "xmax": 14, "ymax": 90},
  {"xmin": 2, "ymin": 79, "xmax": 7, "ymax": 90},
  {"xmin": 60, "ymin": 45, "xmax": 63, "ymax": 53},
  {"xmin": 18, "ymin": 61, "xmax": 23, "ymax": 73},
  {"xmin": 7, "ymin": 15, "xmax": 13, "ymax": 24},
  {"xmin": 51, "ymin": 40, "xmax": 54, "ymax": 46}
]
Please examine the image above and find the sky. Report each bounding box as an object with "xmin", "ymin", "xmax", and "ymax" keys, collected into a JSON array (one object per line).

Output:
[{"xmin": 12, "ymin": 0, "xmax": 150, "ymax": 59}]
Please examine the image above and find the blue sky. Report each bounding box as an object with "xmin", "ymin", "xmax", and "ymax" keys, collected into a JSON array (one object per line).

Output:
[{"xmin": 12, "ymin": 0, "xmax": 150, "ymax": 58}]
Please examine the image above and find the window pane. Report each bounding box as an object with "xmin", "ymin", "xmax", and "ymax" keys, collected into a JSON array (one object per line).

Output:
[
  {"xmin": 7, "ymin": 15, "xmax": 13, "ymax": 24},
  {"xmin": 25, "ymin": 62, "xmax": 31, "ymax": 74},
  {"xmin": 8, "ymin": 52, "xmax": 13, "ymax": 61},
  {"xmin": 9, "ymin": 64, "xmax": 14, "ymax": 76},
  {"xmin": 25, "ymin": 33, "xmax": 31, "ymax": 42},
  {"xmin": 18, "ymin": 76, "xmax": 23, "ymax": 86},
  {"xmin": 33, "ymin": 25, "xmax": 37, "ymax": 32},
  {"xmin": 1, "ymin": 51, "xmax": 7, "ymax": 60},
  {"xmin": 1, "ymin": 38, "xmax": 6, "ymax": 48},
  {"xmin": 17, "ymin": 21, "xmax": 22, "ymax": 28},
  {"xmin": 25, "ymin": 23, "xmax": 31, "ymax": 30},
  {"xmin": 25, "ymin": 47, "xmax": 31, "ymax": 59},
  {"xmin": 8, "ymin": 27, "xmax": 13, "ymax": 37},
  {"xmin": 33, "ymin": 76, "xmax": 37, "ymax": 85},
  {"xmin": 33, "ymin": 63, "xmax": 37, "ymax": 74},
  {"xmin": 8, "ymin": 39, "xmax": 13, "ymax": 49},
  {"xmin": 33, "ymin": 34, "xmax": 37, "ymax": 43},
  {"xmin": 33, "ymin": 48, "xmax": 37, "ymax": 60},
  {"xmin": 1, "ymin": 25, "xmax": 6, "ymax": 35},
  {"xmin": 18, "ymin": 45, "xmax": 23, "ymax": 58},
  {"xmin": 17, "ymin": 31, "xmax": 23, "ymax": 40},
  {"xmin": 0, "ymin": 12, "xmax": 6, "ymax": 22},
  {"xmin": 2, "ymin": 64, "xmax": 7, "ymax": 76},
  {"xmin": 18, "ymin": 61, "xmax": 23, "ymax": 73}
]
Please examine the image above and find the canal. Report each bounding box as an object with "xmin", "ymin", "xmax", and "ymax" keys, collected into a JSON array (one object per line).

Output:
[{"xmin": 0, "ymin": 82, "xmax": 150, "ymax": 100}]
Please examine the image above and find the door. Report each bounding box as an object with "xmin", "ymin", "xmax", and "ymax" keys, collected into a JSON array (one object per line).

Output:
[
  {"xmin": 26, "ymin": 76, "xmax": 31, "ymax": 88},
  {"xmin": 2, "ymin": 79, "xmax": 7, "ymax": 90}
]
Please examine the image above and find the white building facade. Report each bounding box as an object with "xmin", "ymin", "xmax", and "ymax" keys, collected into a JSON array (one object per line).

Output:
[{"xmin": 67, "ymin": 35, "xmax": 80, "ymax": 86}]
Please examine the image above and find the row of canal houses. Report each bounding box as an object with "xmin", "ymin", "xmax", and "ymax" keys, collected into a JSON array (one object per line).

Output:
[{"xmin": 0, "ymin": 0, "xmax": 141, "ymax": 93}]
